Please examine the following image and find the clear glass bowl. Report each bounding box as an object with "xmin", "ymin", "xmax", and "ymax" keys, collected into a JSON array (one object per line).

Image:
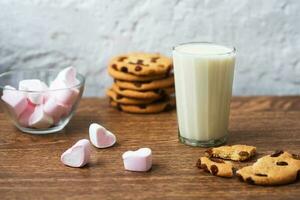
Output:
[{"xmin": 0, "ymin": 69, "xmax": 85, "ymax": 134}]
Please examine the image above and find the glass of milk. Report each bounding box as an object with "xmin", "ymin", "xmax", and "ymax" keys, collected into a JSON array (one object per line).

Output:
[{"xmin": 172, "ymin": 42, "xmax": 236, "ymax": 147}]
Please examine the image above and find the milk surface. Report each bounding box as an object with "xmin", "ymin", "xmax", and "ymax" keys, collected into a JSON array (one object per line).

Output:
[{"xmin": 173, "ymin": 43, "xmax": 235, "ymax": 141}]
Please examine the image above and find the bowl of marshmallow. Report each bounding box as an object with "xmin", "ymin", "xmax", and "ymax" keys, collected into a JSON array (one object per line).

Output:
[{"xmin": 0, "ymin": 67, "xmax": 85, "ymax": 134}]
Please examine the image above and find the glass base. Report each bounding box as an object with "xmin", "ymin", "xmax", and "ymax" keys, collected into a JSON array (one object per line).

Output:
[
  {"xmin": 178, "ymin": 134, "xmax": 227, "ymax": 147},
  {"xmin": 14, "ymin": 117, "xmax": 71, "ymax": 135}
]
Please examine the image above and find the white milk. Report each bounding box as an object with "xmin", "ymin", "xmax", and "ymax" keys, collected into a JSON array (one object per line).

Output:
[{"xmin": 173, "ymin": 43, "xmax": 235, "ymax": 145}]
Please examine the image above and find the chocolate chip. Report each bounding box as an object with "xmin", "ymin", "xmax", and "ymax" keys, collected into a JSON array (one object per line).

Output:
[
  {"xmin": 135, "ymin": 65, "xmax": 142, "ymax": 71},
  {"xmin": 200, "ymin": 164, "xmax": 209, "ymax": 172},
  {"xmin": 150, "ymin": 57, "xmax": 159, "ymax": 63},
  {"xmin": 250, "ymin": 149, "xmax": 256, "ymax": 155},
  {"xmin": 139, "ymin": 105, "xmax": 146, "ymax": 109},
  {"xmin": 255, "ymin": 173, "xmax": 268, "ymax": 177},
  {"xmin": 133, "ymin": 82, "xmax": 142, "ymax": 88},
  {"xmin": 297, "ymin": 170, "xmax": 300, "ymax": 179},
  {"xmin": 112, "ymin": 64, "xmax": 117, "ymax": 69},
  {"xmin": 121, "ymin": 66, "xmax": 128, "ymax": 73},
  {"xmin": 239, "ymin": 151, "xmax": 250, "ymax": 157},
  {"xmin": 292, "ymin": 154, "xmax": 300, "ymax": 160},
  {"xmin": 137, "ymin": 59, "xmax": 143, "ymax": 65},
  {"xmin": 205, "ymin": 148, "xmax": 213, "ymax": 157},
  {"xmin": 129, "ymin": 61, "xmax": 148, "ymax": 66},
  {"xmin": 276, "ymin": 161, "xmax": 288, "ymax": 166},
  {"xmin": 158, "ymin": 64, "xmax": 164, "ymax": 68},
  {"xmin": 196, "ymin": 159, "xmax": 201, "ymax": 168},
  {"xmin": 270, "ymin": 150, "xmax": 284, "ymax": 157},
  {"xmin": 210, "ymin": 165, "xmax": 218, "ymax": 175},
  {"xmin": 209, "ymin": 157, "xmax": 225, "ymax": 163},
  {"xmin": 246, "ymin": 177, "xmax": 255, "ymax": 185},
  {"xmin": 118, "ymin": 56, "xmax": 127, "ymax": 62}
]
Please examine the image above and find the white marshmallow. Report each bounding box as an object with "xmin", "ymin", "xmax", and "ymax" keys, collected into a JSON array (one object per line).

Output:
[
  {"xmin": 29, "ymin": 105, "xmax": 54, "ymax": 129},
  {"xmin": 1, "ymin": 85, "xmax": 28, "ymax": 118},
  {"xmin": 18, "ymin": 79, "xmax": 48, "ymax": 104},
  {"xmin": 89, "ymin": 123, "xmax": 116, "ymax": 148},
  {"xmin": 61, "ymin": 139, "xmax": 91, "ymax": 168},
  {"xmin": 122, "ymin": 148, "xmax": 152, "ymax": 172}
]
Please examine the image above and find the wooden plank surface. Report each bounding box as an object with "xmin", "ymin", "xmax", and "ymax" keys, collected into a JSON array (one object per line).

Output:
[{"xmin": 0, "ymin": 97, "xmax": 300, "ymax": 200}]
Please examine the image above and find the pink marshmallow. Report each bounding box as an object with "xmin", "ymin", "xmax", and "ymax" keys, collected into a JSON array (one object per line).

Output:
[
  {"xmin": 55, "ymin": 67, "xmax": 78, "ymax": 87},
  {"xmin": 61, "ymin": 139, "xmax": 91, "ymax": 168},
  {"xmin": 29, "ymin": 105, "xmax": 54, "ymax": 129},
  {"xmin": 89, "ymin": 123, "xmax": 116, "ymax": 148},
  {"xmin": 1, "ymin": 85, "xmax": 28, "ymax": 118},
  {"xmin": 43, "ymin": 97, "xmax": 69, "ymax": 119},
  {"xmin": 54, "ymin": 88, "xmax": 79, "ymax": 106},
  {"xmin": 18, "ymin": 79, "xmax": 48, "ymax": 105},
  {"xmin": 49, "ymin": 80, "xmax": 80, "ymax": 106},
  {"xmin": 48, "ymin": 67, "xmax": 81, "ymax": 106},
  {"xmin": 18, "ymin": 102, "xmax": 35, "ymax": 127},
  {"xmin": 122, "ymin": 148, "xmax": 152, "ymax": 172}
]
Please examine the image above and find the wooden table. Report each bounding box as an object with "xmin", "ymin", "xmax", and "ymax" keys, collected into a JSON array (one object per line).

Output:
[{"xmin": 1, "ymin": 97, "xmax": 300, "ymax": 200}]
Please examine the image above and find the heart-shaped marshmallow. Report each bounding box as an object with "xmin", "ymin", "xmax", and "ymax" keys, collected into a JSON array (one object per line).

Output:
[
  {"xmin": 48, "ymin": 67, "xmax": 80, "ymax": 106},
  {"xmin": 19, "ymin": 79, "xmax": 48, "ymax": 105},
  {"xmin": 89, "ymin": 123, "xmax": 116, "ymax": 148},
  {"xmin": 61, "ymin": 139, "xmax": 91, "ymax": 168},
  {"xmin": 1, "ymin": 85, "xmax": 28, "ymax": 118},
  {"xmin": 122, "ymin": 148, "xmax": 152, "ymax": 172}
]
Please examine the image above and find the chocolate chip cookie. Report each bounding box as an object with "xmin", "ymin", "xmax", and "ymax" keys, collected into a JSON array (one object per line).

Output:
[
  {"xmin": 115, "ymin": 76, "xmax": 174, "ymax": 91},
  {"xmin": 236, "ymin": 150, "xmax": 300, "ymax": 185},
  {"xmin": 111, "ymin": 83, "xmax": 175, "ymax": 99},
  {"xmin": 109, "ymin": 53, "xmax": 172, "ymax": 76},
  {"xmin": 196, "ymin": 157, "xmax": 234, "ymax": 178},
  {"xmin": 110, "ymin": 97, "xmax": 175, "ymax": 114},
  {"xmin": 108, "ymin": 65, "xmax": 168, "ymax": 82},
  {"xmin": 106, "ymin": 89, "xmax": 157, "ymax": 105},
  {"xmin": 205, "ymin": 145, "xmax": 256, "ymax": 161}
]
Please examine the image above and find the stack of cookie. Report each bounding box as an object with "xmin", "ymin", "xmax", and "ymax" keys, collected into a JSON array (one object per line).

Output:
[{"xmin": 107, "ymin": 53, "xmax": 175, "ymax": 114}]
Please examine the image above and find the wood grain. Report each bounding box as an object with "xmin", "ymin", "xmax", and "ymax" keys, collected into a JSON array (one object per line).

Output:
[{"xmin": 0, "ymin": 97, "xmax": 300, "ymax": 200}]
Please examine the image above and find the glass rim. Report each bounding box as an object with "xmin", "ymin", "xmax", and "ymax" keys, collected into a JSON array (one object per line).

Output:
[
  {"xmin": 172, "ymin": 42, "xmax": 236, "ymax": 56},
  {"xmin": 0, "ymin": 68, "xmax": 85, "ymax": 92}
]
